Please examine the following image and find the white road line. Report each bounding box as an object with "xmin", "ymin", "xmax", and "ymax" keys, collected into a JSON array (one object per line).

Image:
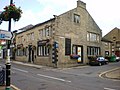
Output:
[
  {"xmin": 12, "ymin": 67, "xmax": 28, "ymax": 73},
  {"xmin": 99, "ymin": 67, "xmax": 120, "ymax": 78},
  {"xmin": 104, "ymin": 87, "xmax": 116, "ymax": 90},
  {"xmin": 37, "ymin": 74, "xmax": 71, "ymax": 83}
]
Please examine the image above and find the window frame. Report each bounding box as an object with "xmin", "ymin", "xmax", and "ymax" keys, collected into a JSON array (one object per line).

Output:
[
  {"xmin": 87, "ymin": 46, "xmax": 100, "ymax": 56},
  {"xmin": 87, "ymin": 32, "xmax": 100, "ymax": 42},
  {"xmin": 74, "ymin": 14, "xmax": 80, "ymax": 23},
  {"xmin": 65, "ymin": 38, "xmax": 71, "ymax": 55}
]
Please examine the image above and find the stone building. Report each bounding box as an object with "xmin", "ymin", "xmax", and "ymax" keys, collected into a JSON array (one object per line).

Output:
[
  {"xmin": 101, "ymin": 38, "xmax": 112, "ymax": 57},
  {"xmin": 102, "ymin": 27, "xmax": 120, "ymax": 57},
  {"xmin": 15, "ymin": 0, "xmax": 102, "ymax": 67}
]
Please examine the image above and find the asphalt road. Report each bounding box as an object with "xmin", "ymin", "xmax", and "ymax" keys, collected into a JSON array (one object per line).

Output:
[{"xmin": 0, "ymin": 60, "xmax": 120, "ymax": 90}]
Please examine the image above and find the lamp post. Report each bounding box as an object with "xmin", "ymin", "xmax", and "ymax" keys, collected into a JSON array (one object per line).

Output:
[{"xmin": 5, "ymin": 0, "xmax": 13, "ymax": 90}]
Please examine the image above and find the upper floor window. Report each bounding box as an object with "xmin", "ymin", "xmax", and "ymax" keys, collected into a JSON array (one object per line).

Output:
[
  {"xmin": 74, "ymin": 14, "xmax": 80, "ymax": 23},
  {"xmin": 45, "ymin": 27, "xmax": 49, "ymax": 36},
  {"xmin": 18, "ymin": 36, "xmax": 23, "ymax": 44},
  {"xmin": 105, "ymin": 42, "xmax": 109, "ymax": 46},
  {"xmin": 31, "ymin": 32, "xmax": 34, "ymax": 40},
  {"xmin": 39, "ymin": 26, "xmax": 52, "ymax": 39},
  {"xmin": 27, "ymin": 32, "xmax": 34, "ymax": 42},
  {"xmin": 87, "ymin": 32, "xmax": 100, "ymax": 42}
]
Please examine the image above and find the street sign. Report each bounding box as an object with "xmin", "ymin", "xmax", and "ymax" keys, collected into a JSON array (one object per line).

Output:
[{"xmin": 0, "ymin": 30, "xmax": 13, "ymax": 40}]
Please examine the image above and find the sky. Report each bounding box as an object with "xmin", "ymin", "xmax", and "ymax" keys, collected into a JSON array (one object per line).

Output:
[{"xmin": 0, "ymin": 0, "xmax": 120, "ymax": 36}]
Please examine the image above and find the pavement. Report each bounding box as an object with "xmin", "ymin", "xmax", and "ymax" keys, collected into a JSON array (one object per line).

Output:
[
  {"xmin": 0, "ymin": 61, "xmax": 120, "ymax": 90},
  {"xmin": 104, "ymin": 67, "xmax": 120, "ymax": 80}
]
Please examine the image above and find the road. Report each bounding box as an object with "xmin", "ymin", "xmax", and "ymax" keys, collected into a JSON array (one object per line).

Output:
[{"xmin": 0, "ymin": 60, "xmax": 120, "ymax": 90}]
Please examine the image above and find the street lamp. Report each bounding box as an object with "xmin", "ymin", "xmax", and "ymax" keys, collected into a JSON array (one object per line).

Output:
[{"xmin": 5, "ymin": 0, "xmax": 13, "ymax": 90}]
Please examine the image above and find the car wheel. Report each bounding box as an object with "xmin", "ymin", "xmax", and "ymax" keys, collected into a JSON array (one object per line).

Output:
[{"xmin": 99, "ymin": 62, "xmax": 102, "ymax": 66}]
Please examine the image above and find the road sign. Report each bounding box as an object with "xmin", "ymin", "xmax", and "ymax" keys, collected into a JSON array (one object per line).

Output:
[{"xmin": 0, "ymin": 30, "xmax": 13, "ymax": 40}]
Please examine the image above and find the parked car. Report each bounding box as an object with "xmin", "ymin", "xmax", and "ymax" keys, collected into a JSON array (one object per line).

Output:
[
  {"xmin": 116, "ymin": 57, "xmax": 120, "ymax": 62},
  {"xmin": 89, "ymin": 56, "xmax": 108, "ymax": 66}
]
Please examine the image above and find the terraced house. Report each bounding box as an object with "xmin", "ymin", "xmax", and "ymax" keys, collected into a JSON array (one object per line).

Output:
[{"xmin": 15, "ymin": 0, "xmax": 102, "ymax": 68}]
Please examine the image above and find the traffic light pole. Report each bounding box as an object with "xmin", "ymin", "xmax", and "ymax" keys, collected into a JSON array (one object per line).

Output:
[
  {"xmin": 6, "ymin": 0, "xmax": 13, "ymax": 90},
  {"xmin": 52, "ymin": 41, "xmax": 58, "ymax": 68}
]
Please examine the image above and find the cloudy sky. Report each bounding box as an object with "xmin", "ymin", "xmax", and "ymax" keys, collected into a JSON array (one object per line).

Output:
[{"xmin": 0, "ymin": 0, "xmax": 120, "ymax": 36}]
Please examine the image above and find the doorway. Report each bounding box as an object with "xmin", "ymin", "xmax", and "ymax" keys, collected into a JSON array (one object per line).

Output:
[
  {"xmin": 72, "ymin": 45, "xmax": 83, "ymax": 63},
  {"xmin": 28, "ymin": 45, "xmax": 34, "ymax": 63}
]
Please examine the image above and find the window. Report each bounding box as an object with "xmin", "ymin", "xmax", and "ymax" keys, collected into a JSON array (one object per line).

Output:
[
  {"xmin": 37, "ymin": 45, "xmax": 49, "ymax": 56},
  {"xmin": 31, "ymin": 32, "xmax": 34, "ymax": 40},
  {"xmin": 87, "ymin": 46, "xmax": 100, "ymax": 56},
  {"xmin": 37, "ymin": 40, "xmax": 50, "ymax": 56},
  {"xmin": 27, "ymin": 32, "xmax": 34, "ymax": 42},
  {"xmin": 72, "ymin": 45, "xmax": 77, "ymax": 54},
  {"xmin": 17, "ymin": 49, "xmax": 24, "ymax": 56},
  {"xmin": 46, "ymin": 27, "xmax": 49, "ymax": 36},
  {"xmin": 65, "ymin": 38, "xmax": 71, "ymax": 55},
  {"xmin": 39, "ymin": 26, "xmax": 52, "ymax": 38},
  {"xmin": 18, "ymin": 36, "xmax": 24, "ymax": 44},
  {"xmin": 87, "ymin": 32, "xmax": 100, "ymax": 42},
  {"xmin": 105, "ymin": 51, "xmax": 109, "ymax": 56},
  {"xmin": 74, "ymin": 14, "xmax": 80, "ymax": 23}
]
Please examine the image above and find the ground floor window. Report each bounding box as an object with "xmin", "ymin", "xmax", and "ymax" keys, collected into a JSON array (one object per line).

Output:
[
  {"xmin": 105, "ymin": 51, "xmax": 109, "ymax": 56},
  {"xmin": 37, "ymin": 45, "xmax": 49, "ymax": 56},
  {"xmin": 37, "ymin": 40, "xmax": 50, "ymax": 56},
  {"xmin": 87, "ymin": 46, "xmax": 100, "ymax": 56},
  {"xmin": 16, "ymin": 44, "xmax": 26, "ymax": 56},
  {"xmin": 17, "ymin": 49, "xmax": 24, "ymax": 56}
]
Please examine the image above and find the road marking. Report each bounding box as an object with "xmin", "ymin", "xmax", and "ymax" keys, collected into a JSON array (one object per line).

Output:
[
  {"xmin": 99, "ymin": 67, "xmax": 120, "ymax": 79},
  {"xmin": 11, "ymin": 85, "xmax": 21, "ymax": 90},
  {"xmin": 37, "ymin": 74, "xmax": 71, "ymax": 83},
  {"xmin": 104, "ymin": 87, "xmax": 116, "ymax": 90},
  {"xmin": 13, "ymin": 67, "xmax": 28, "ymax": 73}
]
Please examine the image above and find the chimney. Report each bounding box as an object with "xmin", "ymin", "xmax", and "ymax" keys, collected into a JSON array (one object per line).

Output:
[{"xmin": 77, "ymin": 0, "xmax": 86, "ymax": 9}]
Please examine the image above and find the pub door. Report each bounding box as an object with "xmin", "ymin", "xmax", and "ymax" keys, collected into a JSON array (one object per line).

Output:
[{"xmin": 28, "ymin": 45, "xmax": 34, "ymax": 63}]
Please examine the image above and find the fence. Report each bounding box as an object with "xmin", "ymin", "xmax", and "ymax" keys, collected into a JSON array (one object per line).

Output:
[{"xmin": 0, "ymin": 67, "xmax": 5, "ymax": 86}]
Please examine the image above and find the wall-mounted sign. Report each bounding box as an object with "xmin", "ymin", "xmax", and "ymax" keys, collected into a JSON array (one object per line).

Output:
[{"xmin": 0, "ymin": 30, "xmax": 13, "ymax": 40}]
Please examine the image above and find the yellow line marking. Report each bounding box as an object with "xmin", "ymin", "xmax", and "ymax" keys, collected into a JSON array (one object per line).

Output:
[{"xmin": 11, "ymin": 85, "xmax": 21, "ymax": 90}]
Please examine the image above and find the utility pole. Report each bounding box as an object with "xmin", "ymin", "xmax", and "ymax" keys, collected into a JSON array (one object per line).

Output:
[{"xmin": 6, "ymin": 0, "xmax": 13, "ymax": 90}]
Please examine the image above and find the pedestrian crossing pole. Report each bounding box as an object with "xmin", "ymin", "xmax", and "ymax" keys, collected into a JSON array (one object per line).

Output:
[{"xmin": 5, "ymin": 0, "xmax": 13, "ymax": 90}]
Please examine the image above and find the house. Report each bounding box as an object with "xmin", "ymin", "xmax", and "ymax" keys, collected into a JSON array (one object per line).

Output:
[
  {"xmin": 15, "ymin": 0, "xmax": 102, "ymax": 68},
  {"xmin": 101, "ymin": 38, "xmax": 112, "ymax": 57},
  {"xmin": 102, "ymin": 27, "xmax": 120, "ymax": 57}
]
